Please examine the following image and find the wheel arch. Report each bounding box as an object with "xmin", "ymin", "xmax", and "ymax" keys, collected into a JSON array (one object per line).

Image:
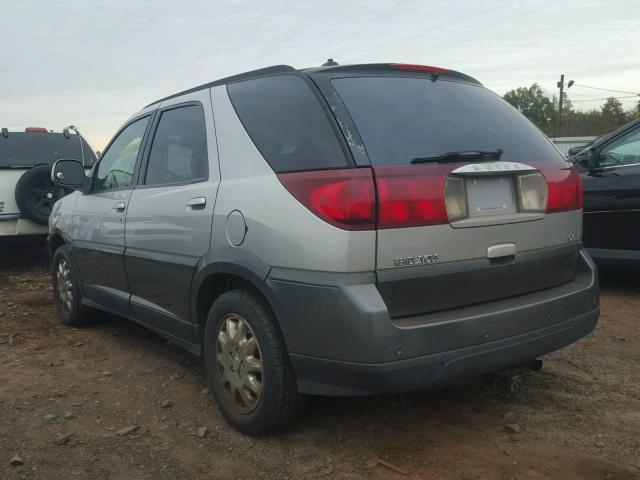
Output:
[
  {"xmin": 191, "ymin": 249, "xmax": 286, "ymax": 346},
  {"xmin": 48, "ymin": 228, "xmax": 72, "ymax": 258}
]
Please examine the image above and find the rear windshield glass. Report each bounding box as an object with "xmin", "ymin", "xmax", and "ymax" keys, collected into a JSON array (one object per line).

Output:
[
  {"xmin": 0, "ymin": 132, "xmax": 97, "ymax": 168},
  {"xmin": 331, "ymin": 77, "xmax": 565, "ymax": 166},
  {"xmin": 227, "ymin": 75, "xmax": 349, "ymax": 173}
]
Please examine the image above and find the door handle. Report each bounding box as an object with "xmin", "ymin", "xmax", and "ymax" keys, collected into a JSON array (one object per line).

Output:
[
  {"xmin": 186, "ymin": 197, "xmax": 206, "ymax": 210},
  {"xmin": 113, "ymin": 201, "xmax": 126, "ymax": 212}
]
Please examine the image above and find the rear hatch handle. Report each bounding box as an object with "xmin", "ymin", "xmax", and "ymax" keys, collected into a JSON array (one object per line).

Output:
[{"xmin": 487, "ymin": 243, "xmax": 517, "ymax": 259}]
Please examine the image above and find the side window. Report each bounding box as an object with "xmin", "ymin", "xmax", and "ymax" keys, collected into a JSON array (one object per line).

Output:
[
  {"xmin": 599, "ymin": 128, "xmax": 640, "ymax": 167},
  {"xmin": 145, "ymin": 105, "xmax": 208, "ymax": 186},
  {"xmin": 95, "ymin": 117, "xmax": 150, "ymax": 191},
  {"xmin": 227, "ymin": 75, "xmax": 349, "ymax": 173}
]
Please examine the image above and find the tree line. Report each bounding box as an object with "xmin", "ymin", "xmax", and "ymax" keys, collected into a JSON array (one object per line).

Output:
[{"xmin": 502, "ymin": 84, "xmax": 640, "ymax": 137}]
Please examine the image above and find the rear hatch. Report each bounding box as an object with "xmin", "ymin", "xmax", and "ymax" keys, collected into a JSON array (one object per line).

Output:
[
  {"xmin": 324, "ymin": 72, "xmax": 583, "ymax": 318},
  {"xmin": 0, "ymin": 129, "xmax": 96, "ymax": 215}
]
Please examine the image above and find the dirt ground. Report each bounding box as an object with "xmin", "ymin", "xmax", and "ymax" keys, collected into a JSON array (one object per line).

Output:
[{"xmin": 1, "ymin": 238, "xmax": 639, "ymax": 480}]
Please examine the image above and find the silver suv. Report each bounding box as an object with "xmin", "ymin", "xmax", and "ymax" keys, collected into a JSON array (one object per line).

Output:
[{"xmin": 49, "ymin": 63, "xmax": 599, "ymax": 435}]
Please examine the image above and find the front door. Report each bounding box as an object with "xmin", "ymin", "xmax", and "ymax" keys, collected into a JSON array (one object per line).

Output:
[
  {"xmin": 72, "ymin": 115, "xmax": 152, "ymax": 313},
  {"xmin": 124, "ymin": 94, "xmax": 219, "ymax": 340},
  {"xmin": 582, "ymin": 125, "xmax": 640, "ymax": 255}
]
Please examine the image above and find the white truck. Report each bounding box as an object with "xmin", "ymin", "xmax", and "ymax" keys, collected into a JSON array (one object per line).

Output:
[{"xmin": 0, "ymin": 127, "xmax": 96, "ymax": 236}]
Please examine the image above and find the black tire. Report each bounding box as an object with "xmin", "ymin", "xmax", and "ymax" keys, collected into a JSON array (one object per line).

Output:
[
  {"xmin": 204, "ymin": 289, "xmax": 306, "ymax": 435},
  {"xmin": 51, "ymin": 245, "xmax": 94, "ymax": 327},
  {"xmin": 15, "ymin": 165, "xmax": 68, "ymax": 225}
]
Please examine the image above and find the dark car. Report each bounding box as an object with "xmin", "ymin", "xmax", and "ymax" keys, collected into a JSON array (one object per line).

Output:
[{"xmin": 570, "ymin": 118, "xmax": 640, "ymax": 267}]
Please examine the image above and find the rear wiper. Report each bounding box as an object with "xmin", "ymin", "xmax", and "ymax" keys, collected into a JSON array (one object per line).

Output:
[{"xmin": 411, "ymin": 149, "xmax": 503, "ymax": 164}]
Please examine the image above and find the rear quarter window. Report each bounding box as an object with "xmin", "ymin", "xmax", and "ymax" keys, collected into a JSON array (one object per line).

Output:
[{"xmin": 227, "ymin": 75, "xmax": 349, "ymax": 173}]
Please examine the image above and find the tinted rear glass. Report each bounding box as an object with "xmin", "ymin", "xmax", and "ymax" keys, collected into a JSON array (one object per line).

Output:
[
  {"xmin": 227, "ymin": 75, "xmax": 349, "ymax": 173},
  {"xmin": 331, "ymin": 77, "xmax": 565, "ymax": 166},
  {"xmin": 0, "ymin": 132, "xmax": 97, "ymax": 168}
]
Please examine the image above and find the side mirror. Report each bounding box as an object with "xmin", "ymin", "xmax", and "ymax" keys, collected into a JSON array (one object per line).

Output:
[
  {"xmin": 51, "ymin": 159, "xmax": 86, "ymax": 188},
  {"xmin": 575, "ymin": 148, "xmax": 596, "ymax": 170}
]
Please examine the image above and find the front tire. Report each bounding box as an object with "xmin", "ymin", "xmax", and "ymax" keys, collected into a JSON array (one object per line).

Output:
[
  {"xmin": 51, "ymin": 245, "xmax": 93, "ymax": 326},
  {"xmin": 203, "ymin": 289, "xmax": 306, "ymax": 435}
]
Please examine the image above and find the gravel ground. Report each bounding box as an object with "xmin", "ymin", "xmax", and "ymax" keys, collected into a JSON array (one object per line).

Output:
[{"xmin": 1, "ymin": 237, "xmax": 639, "ymax": 480}]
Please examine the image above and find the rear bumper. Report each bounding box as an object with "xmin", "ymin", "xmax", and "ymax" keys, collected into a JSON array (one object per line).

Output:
[
  {"xmin": 267, "ymin": 248, "xmax": 599, "ymax": 396},
  {"xmin": 0, "ymin": 216, "xmax": 48, "ymax": 236},
  {"xmin": 290, "ymin": 309, "xmax": 598, "ymax": 395}
]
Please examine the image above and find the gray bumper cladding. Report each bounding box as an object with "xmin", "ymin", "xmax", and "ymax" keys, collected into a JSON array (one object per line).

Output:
[{"xmin": 267, "ymin": 249, "xmax": 599, "ymax": 396}]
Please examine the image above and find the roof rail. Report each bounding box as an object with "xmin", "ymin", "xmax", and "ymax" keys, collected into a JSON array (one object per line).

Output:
[{"xmin": 145, "ymin": 65, "xmax": 296, "ymax": 108}]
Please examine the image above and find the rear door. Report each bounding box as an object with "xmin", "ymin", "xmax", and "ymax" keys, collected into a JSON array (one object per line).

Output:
[
  {"xmin": 582, "ymin": 125, "xmax": 640, "ymax": 255},
  {"xmin": 124, "ymin": 91, "xmax": 219, "ymax": 339},
  {"xmin": 72, "ymin": 115, "xmax": 152, "ymax": 313},
  {"xmin": 324, "ymin": 74, "xmax": 583, "ymax": 317}
]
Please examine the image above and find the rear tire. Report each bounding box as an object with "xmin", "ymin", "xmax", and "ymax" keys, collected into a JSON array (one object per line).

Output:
[
  {"xmin": 51, "ymin": 245, "xmax": 94, "ymax": 326},
  {"xmin": 15, "ymin": 165, "xmax": 69, "ymax": 225},
  {"xmin": 203, "ymin": 289, "xmax": 306, "ymax": 435}
]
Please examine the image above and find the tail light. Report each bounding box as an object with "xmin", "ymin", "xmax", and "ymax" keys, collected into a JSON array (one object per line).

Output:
[
  {"xmin": 541, "ymin": 168, "xmax": 583, "ymax": 213},
  {"xmin": 444, "ymin": 176, "xmax": 468, "ymax": 222},
  {"xmin": 517, "ymin": 172, "xmax": 548, "ymax": 212},
  {"xmin": 278, "ymin": 163, "xmax": 582, "ymax": 231},
  {"xmin": 277, "ymin": 169, "xmax": 375, "ymax": 230},
  {"xmin": 374, "ymin": 165, "xmax": 449, "ymax": 228}
]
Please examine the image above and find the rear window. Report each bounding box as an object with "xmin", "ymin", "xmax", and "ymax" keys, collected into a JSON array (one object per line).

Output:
[
  {"xmin": 331, "ymin": 77, "xmax": 565, "ymax": 166},
  {"xmin": 0, "ymin": 132, "xmax": 97, "ymax": 168},
  {"xmin": 227, "ymin": 75, "xmax": 349, "ymax": 173}
]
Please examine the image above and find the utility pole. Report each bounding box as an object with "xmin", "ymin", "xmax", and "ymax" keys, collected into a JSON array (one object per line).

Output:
[
  {"xmin": 557, "ymin": 74, "xmax": 565, "ymax": 137},
  {"xmin": 556, "ymin": 74, "xmax": 574, "ymax": 137}
]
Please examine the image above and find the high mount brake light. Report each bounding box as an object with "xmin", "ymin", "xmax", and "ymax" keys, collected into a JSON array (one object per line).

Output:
[
  {"xmin": 390, "ymin": 64, "xmax": 450, "ymax": 73},
  {"xmin": 25, "ymin": 127, "xmax": 48, "ymax": 133}
]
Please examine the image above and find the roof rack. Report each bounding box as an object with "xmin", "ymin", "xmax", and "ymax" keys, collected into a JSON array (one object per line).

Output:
[{"xmin": 145, "ymin": 65, "xmax": 296, "ymax": 108}]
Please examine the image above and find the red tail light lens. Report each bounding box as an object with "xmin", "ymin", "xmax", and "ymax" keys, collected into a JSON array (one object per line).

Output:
[
  {"xmin": 374, "ymin": 165, "xmax": 450, "ymax": 228},
  {"xmin": 277, "ymin": 169, "xmax": 375, "ymax": 230},
  {"xmin": 390, "ymin": 64, "xmax": 450, "ymax": 73},
  {"xmin": 25, "ymin": 127, "xmax": 48, "ymax": 133},
  {"xmin": 541, "ymin": 167, "xmax": 583, "ymax": 213}
]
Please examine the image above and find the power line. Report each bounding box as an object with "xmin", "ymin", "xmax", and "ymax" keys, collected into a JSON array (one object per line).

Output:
[
  {"xmin": 573, "ymin": 84, "xmax": 640, "ymax": 96},
  {"xmin": 572, "ymin": 95, "xmax": 639, "ymax": 103},
  {"xmin": 569, "ymin": 92, "xmax": 609, "ymax": 99}
]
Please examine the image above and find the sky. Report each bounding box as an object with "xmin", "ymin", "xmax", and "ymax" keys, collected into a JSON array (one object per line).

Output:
[{"xmin": 1, "ymin": 0, "xmax": 639, "ymax": 151}]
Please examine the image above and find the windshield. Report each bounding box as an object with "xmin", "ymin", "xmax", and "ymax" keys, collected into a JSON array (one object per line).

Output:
[
  {"xmin": 331, "ymin": 76, "xmax": 565, "ymax": 166},
  {"xmin": 0, "ymin": 132, "xmax": 97, "ymax": 168}
]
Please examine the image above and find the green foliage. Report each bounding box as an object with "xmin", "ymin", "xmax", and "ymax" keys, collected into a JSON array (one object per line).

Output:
[
  {"xmin": 503, "ymin": 84, "xmax": 638, "ymax": 136},
  {"xmin": 503, "ymin": 84, "xmax": 556, "ymax": 134}
]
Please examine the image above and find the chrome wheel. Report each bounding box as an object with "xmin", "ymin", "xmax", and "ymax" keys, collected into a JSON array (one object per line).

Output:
[
  {"xmin": 215, "ymin": 313, "xmax": 263, "ymax": 413},
  {"xmin": 56, "ymin": 259, "xmax": 74, "ymax": 314}
]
